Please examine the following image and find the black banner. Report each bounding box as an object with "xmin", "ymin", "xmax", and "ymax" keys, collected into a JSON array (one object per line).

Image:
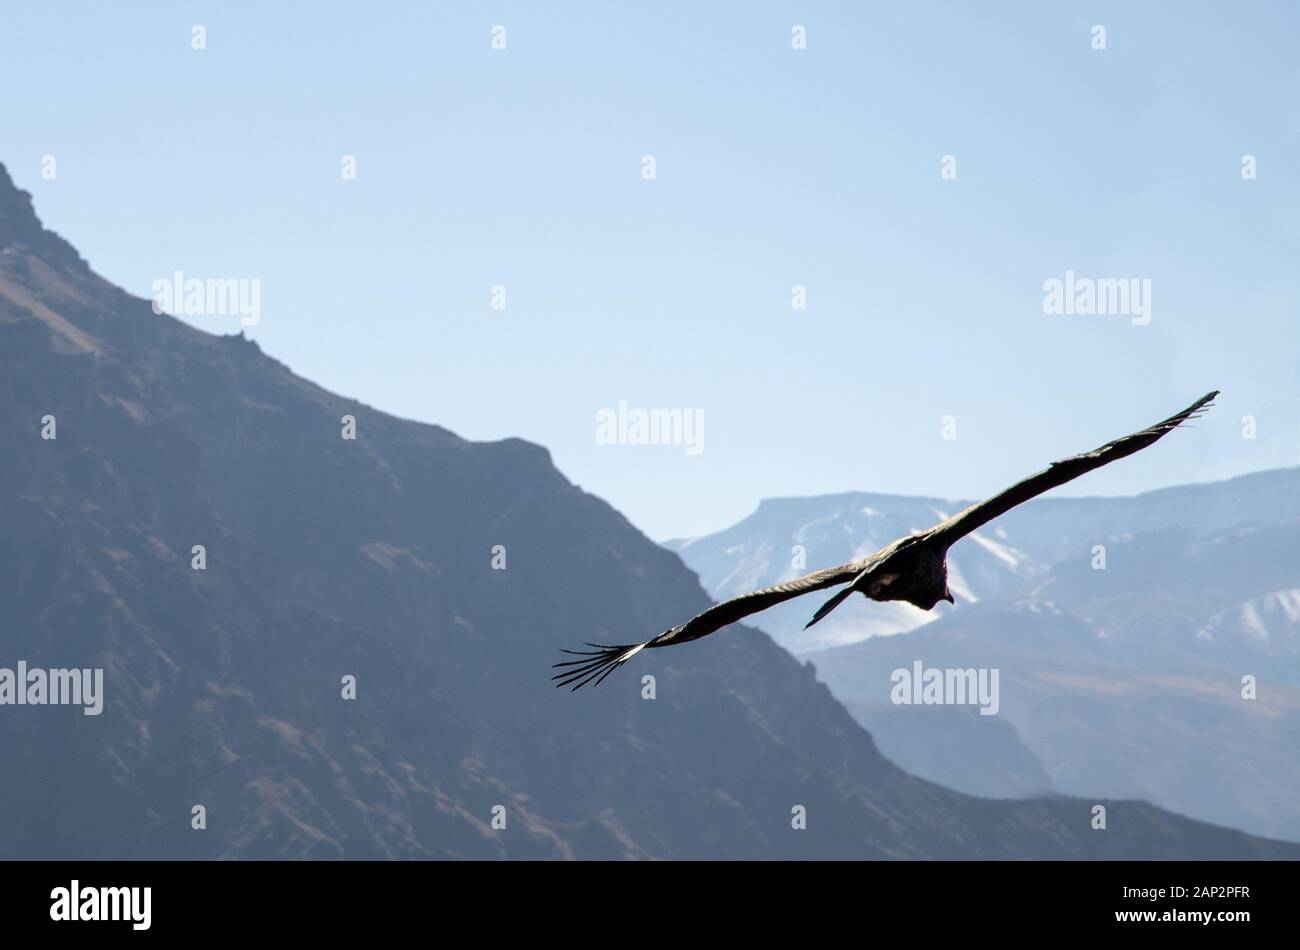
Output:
[{"xmin": 1, "ymin": 859, "xmax": 1289, "ymax": 937}]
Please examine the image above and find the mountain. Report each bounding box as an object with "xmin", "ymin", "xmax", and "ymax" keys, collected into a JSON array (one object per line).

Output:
[
  {"xmin": 671, "ymin": 471, "xmax": 1300, "ymax": 840},
  {"xmin": 666, "ymin": 472, "xmax": 1300, "ymax": 655},
  {"xmin": 1, "ymin": 161, "xmax": 1294, "ymax": 858}
]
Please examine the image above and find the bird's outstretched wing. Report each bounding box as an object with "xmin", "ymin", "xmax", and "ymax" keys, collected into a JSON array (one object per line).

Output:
[
  {"xmin": 554, "ymin": 390, "xmax": 1219, "ymax": 690},
  {"xmin": 923, "ymin": 390, "xmax": 1219, "ymax": 550},
  {"xmin": 552, "ymin": 558, "xmax": 870, "ymax": 690}
]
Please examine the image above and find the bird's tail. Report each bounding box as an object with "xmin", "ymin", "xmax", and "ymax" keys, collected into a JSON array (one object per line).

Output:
[
  {"xmin": 804, "ymin": 584, "xmax": 856, "ymax": 630},
  {"xmin": 551, "ymin": 640, "xmax": 649, "ymax": 691}
]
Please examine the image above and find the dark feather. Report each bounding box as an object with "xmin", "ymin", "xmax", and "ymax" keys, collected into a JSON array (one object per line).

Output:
[
  {"xmin": 645, "ymin": 560, "xmax": 871, "ymax": 649},
  {"xmin": 923, "ymin": 390, "xmax": 1218, "ymax": 549},
  {"xmin": 553, "ymin": 390, "xmax": 1219, "ymax": 689},
  {"xmin": 551, "ymin": 643, "xmax": 641, "ymax": 691}
]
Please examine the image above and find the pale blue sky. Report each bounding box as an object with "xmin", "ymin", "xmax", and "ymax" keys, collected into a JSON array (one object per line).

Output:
[{"xmin": 4, "ymin": 1, "xmax": 1298, "ymax": 539}]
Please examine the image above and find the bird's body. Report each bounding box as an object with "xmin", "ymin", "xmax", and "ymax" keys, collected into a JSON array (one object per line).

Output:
[
  {"xmin": 812, "ymin": 533, "xmax": 952, "ymax": 614},
  {"xmin": 861, "ymin": 537, "xmax": 952, "ymax": 610},
  {"xmin": 554, "ymin": 390, "xmax": 1219, "ymax": 690},
  {"xmin": 868, "ymin": 543, "xmax": 951, "ymax": 608}
]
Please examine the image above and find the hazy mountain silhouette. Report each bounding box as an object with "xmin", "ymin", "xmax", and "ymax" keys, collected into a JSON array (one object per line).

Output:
[
  {"xmin": 0, "ymin": 162, "xmax": 1294, "ymax": 858},
  {"xmin": 673, "ymin": 471, "xmax": 1300, "ymax": 840}
]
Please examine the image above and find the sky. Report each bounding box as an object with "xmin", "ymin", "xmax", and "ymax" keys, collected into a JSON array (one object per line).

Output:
[{"xmin": 3, "ymin": 1, "xmax": 1298, "ymax": 540}]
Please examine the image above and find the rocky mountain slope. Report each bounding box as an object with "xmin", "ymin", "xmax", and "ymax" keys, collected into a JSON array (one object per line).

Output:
[{"xmin": 1, "ymin": 162, "xmax": 1293, "ymax": 858}]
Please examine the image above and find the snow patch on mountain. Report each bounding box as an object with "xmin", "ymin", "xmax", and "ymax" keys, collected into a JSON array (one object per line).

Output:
[
  {"xmin": 1197, "ymin": 589, "xmax": 1300, "ymax": 652},
  {"xmin": 945, "ymin": 559, "xmax": 978, "ymax": 603},
  {"xmin": 966, "ymin": 530, "xmax": 1027, "ymax": 570}
]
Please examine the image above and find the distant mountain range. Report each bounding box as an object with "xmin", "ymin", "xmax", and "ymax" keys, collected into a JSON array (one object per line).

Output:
[
  {"xmin": 669, "ymin": 469, "xmax": 1300, "ymax": 841},
  {"xmin": 1, "ymin": 160, "xmax": 1295, "ymax": 858}
]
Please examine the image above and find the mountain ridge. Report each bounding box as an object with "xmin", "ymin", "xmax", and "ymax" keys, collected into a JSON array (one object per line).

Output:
[
  {"xmin": 1, "ymin": 160, "xmax": 1294, "ymax": 859},
  {"xmin": 672, "ymin": 469, "xmax": 1300, "ymax": 841}
]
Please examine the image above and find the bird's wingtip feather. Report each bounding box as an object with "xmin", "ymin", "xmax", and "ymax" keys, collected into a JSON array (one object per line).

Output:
[{"xmin": 551, "ymin": 641, "xmax": 646, "ymax": 690}]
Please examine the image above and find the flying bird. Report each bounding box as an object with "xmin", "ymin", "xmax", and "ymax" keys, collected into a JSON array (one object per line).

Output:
[{"xmin": 554, "ymin": 390, "xmax": 1218, "ymax": 690}]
